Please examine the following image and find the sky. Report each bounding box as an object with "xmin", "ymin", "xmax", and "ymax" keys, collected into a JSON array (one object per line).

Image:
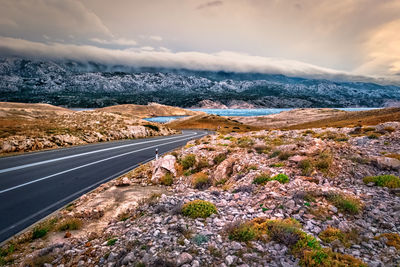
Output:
[{"xmin": 0, "ymin": 0, "xmax": 400, "ymax": 83}]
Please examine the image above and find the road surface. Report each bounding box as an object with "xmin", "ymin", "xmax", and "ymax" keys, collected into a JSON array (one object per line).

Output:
[{"xmin": 0, "ymin": 130, "xmax": 208, "ymax": 243}]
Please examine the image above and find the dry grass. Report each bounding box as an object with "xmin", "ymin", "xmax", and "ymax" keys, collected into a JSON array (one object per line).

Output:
[
  {"xmin": 285, "ymin": 108, "xmax": 400, "ymax": 130},
  {"xmin": 166, "ymin": 114, "xmax": 260, "ymax": 133}
]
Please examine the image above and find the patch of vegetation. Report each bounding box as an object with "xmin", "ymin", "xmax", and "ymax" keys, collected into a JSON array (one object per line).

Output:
[
  {"xmin": 181, "ymin": 154, "xmax": 196, "ymax": 170},
  {"xmin": 318, "ymin": 227, "xmax": 356, "ymax": 248},
  {"xmin": 278, "ymin": 152, "xmax": 292, "ymax": 161},
  {"xmin": 0, "ymin": 244, "xmax": 15, "ymax": 265},
  {"xmin": 271, "ymin": 173, "xmax": 289, "ymax": 184},
  {"xmin": 270, "ymin": 162, "xmax": 284, "ymax": 168},
  {"xmin": 215, "ymin": 178, "xmax": 227, "ymax": 186},
  {"xmin": 247, "ymin": 165, "xmax": 258, "ymax": 171},
  {"xmin": 315, "ymin": 152, "xmax": 332, "ymax": 172},
  {"xmin": 181, "ymin": 200, "xmax": 217, "ymax": 218},
  {"xmin": 367, "ymin": 133, "xmax": 379, "ymax": 139},
  {"xmin": 213, "ymin": 153, "xmax": 227, "ymax": 165},
  {"xmin": 226, "ymin": 221, "xmax": 256, "ymax": 242},
  {"xmin": 192, "ymin": 172, "xmax": 211, "ymax": 190},
  {"xmin": 298, "ymin": 159, "xmax": 313, "ymax": 176},
  {"xmin": 252, "ymin": 173, "xmax": 270, "ymax": 185},
  {"xmin": 192, "ymin": 234, "xmax": 209, "ymax": 245},
  {"xmin": 375, "ymin": 233, "xmax": 400, "ymax": 250},
  {"xmin": 269, "ymin": 150, "xmax": 281, "ymax": 158},
  {"xmin": 195, "ymin": 158, "xmax": 209, "ymax": 172},
  {"xmin": 326, "ymin": 193, "xmax": 361, "ymax": 215},
  {"xmin": 386, "ymin": 153, "xmax": 400, "ymax": 161},
  {"xmin": 363, "ymin": 174, "xmax": 400, "ymax": 188},
  {"xmin": 236, "ymin": 137, "xmax": 254, "ymax": 148},
  {"xmin": 31, "ymin": 218, "xmax": 58, "ymax": 240},
  {"xmin": 254, "ymin": 145, "xmax": 270, "ymax": 154},
  {"xmin": 57, "ymin": 218, "xmax": 82, "ymax": 231},
  {"xmin": 107, "ymin": 238, "xmax": 118, "ymax": 246},
  {"xmin": 160, "ymin": 172, "xmax": 173, "ymax": 186},
  {"xmin": 302, "ymin": 247, "xmax": 367, "ymax": 267},
  {"xmin": 143, "ymin": 124, "xmax": 159, "ymax": 131}
]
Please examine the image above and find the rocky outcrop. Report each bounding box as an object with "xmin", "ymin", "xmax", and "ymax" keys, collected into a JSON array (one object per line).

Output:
[{"xmin": 151, "ymin": 155, "xmax": 177, "ymax": 183}]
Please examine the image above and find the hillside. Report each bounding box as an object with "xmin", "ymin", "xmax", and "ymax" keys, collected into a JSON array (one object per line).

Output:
[
  {"xmin": 0, "ymin": 102, "xmax": 177, "ymax": 155},
  {"xmin": 95, "ymin": 103, "xmax": 202, "ymax": 118},
  {"xmin": 166, "ymin": 114, "xmax": 260, "ymax": 133},
  {"xmin": 232, "ymin": 108, "xmax": 347, "ymax": 129},
  {"xmin": 286, "ymin": 107, "xmax": 400, "ymax": 129},
  {"xmin": 1, "ymin": 57, "xmax": 400, "ymax": 108}
]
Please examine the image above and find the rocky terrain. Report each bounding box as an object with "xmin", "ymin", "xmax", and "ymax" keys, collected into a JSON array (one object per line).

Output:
[
  {"xmin": 96, "ymin": 103, "xmax": 202, "ymax": 119},
  {"xmin": 0, "ymin": 102, "xmax": 177, "ymax": 155},
  {"xmin": 1, "ymin": 57, "xmax": 400, "ymax": 108},
  {"xmin": 2, "ymin": 120, "xmax": 400, "ymax": 266},
  {"xmin": 232, "ymin": 108, "xmax": 347, "ymax": 129}
]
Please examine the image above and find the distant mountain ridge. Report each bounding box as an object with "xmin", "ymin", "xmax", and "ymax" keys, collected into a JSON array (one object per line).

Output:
[{"xmin": 1, "ymin": 57, "xmax": 400, "ymax": 108}]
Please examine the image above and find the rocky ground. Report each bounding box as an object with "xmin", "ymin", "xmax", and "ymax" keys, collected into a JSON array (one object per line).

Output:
[
  {"xmin": 1, "ymin": 122, "xmax": 400, "ymax": 267},
  {"xmin": 0, "ymin": 103, "xmax": 178, "ymax": 155}
]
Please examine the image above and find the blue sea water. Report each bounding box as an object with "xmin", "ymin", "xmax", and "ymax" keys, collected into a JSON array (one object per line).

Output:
[{"xmin": 144, "ymin": 107, "xmax": 378, "ymax": 123}]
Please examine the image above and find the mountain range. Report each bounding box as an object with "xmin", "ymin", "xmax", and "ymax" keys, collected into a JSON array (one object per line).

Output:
[{"xmin": 1, "ymin": 57, "xmax": 400, "ymax": 108}]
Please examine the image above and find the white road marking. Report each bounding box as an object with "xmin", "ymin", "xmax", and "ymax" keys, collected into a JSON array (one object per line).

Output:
[
  {"xmin": 0, "ymin": 132, "xmax": 200, "ymax": 195},
  {"xmin": 0, "ymin": 132, "xmax": 196, "ymax": 174}
]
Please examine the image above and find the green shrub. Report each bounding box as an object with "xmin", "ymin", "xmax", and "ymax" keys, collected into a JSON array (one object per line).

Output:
[
  {"xmin": 270, "ymin": 162, "xmax": 284, "ymax": 168},
  {"xmin": 298, "ymin": 159, "xmax": 313, "ymax": 175},
  {"xmin": 236, "ymin": 137, "xmax": 254, "ymax": 148},
  {"xmin": 195, "ymin": 158, "xmax": 209, "ymax": 171},
  {"xmin": 227, "ymin": 221, "xmax": 256, "ymax": 242},
  {"xmin": 326, "ymin": 193, "xmax": 361, "ymax": 215},
  {"xmin": 192, "ymin": 172, "xmax": 210, "ymax": 190},
  {"xmin": 57, "ymin": 218, "xmax": 82, "ymax": 231},
  {"xmin": 32, "ymin": 227, "xmax": 48, "ymax": 239},
  {"xmin": 367, "ymin": 133, "xmax": 379, "ymax": 139},
  {"xmin": 143, "ymin": 124, "xmax": 159, "ymax": 131},
  {"xmin": 181, "ymin": 154, "xmax": 196, "ymax": 170},
  {"xmin": 160, "ymin": 172, "xmax": 173, "ymax": 186},
  {"xmin": 271, "ymin": 173, "xmax": 289, "ymax": 184},
  {"xmin": 270, "ymin": 150, "xmax": 281, "ymax": 158},
  {"xmin": 253, "ymin": 173, "xmax": 270, "ymax": 185},
  {"xmin": 363, "ymin": 175, "xmax": 400, "ymax": 188},
  {"xmin": 318, "ymin": 227, "xmax": 356, "ymax": 248},
  {"xmin": 213, "ymin": 153, "xmax": 227, "ymax": 165},
  {"xmin": 107, "ymin": 238, "xmax": 118, "ymax": 246},
  {"xmin": 182, "ymin": 200, "xmax": 217, "ymax": 218}
]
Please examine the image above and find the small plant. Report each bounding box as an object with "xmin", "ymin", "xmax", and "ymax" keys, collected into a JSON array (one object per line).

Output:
[
  {"xmin": 192, "ymin": 172, "xmax": 211, "ymax": 190},
  {"xmin": 213, "ymin": 153, "xmax": 226, "ymax": 165},
  {"xmin": 143, "ymin": 124, "xmax": 159, "ymax": 131},
  {"xmin": 215, "ymin": 178, "xmax": 227, "ymax": 186},
  {"xmin": 319, "ymin": 227, "xmax": 352, "ymax": 247},
  {"xmin": 315, "ymin": 152, "xmax": 332, "ymax": 172},
  {"xmin": 270, "ymin": 162, "xmax": 284, "ymax": 168},
  {"xmin": 195, "ymin": 158, "xmax": 209, "ymax": 171},
  {"xmin": 57, "ymin": 218, "xmax": 82, "ymax": 231},
  {"xmin": 271, "ymin": 173, "xmax": 289, "ymax": 184},
  {"xmin": 160, "ymin": 172, "xmax": 173, "ymax": 186},
  {"xmin": 181, "ymin": 154, "xmax": 196, "ymax": 170},
  {"xmin": 367, "ymin": 133, "xmax": 379, "ymax": 139},
  {"xmin": 253, "ymin": 173, "xmax": 270, "ymax": 185},
  {"xmin": 107, "ymin": 238, "xmax": 118, "ymax": 246},
  {"xmin": 192, "ymin": 234, "xmax": 209, "ymax": 245},
  {"xmin": 32, "ymin": 227, "xmax": 48, "ymax": 239},
  {"xmin": 236, "ymin": 137, "xmax": 254, "ymax": 148},
  {"xmin": 386, "ymin": 153, "xmax": 400, "ymax": 161},
  {"xmin": 375, "ymin": 233, "xmax": 400, "ymax": 250},
  {"xmin": 181, "ymin": 200, "xmax": 217, "ymax": 218},
  {"xmin": 254, "ymin": 145, "xmax": 269, "ymax": 154},
  {"xmin": 226, "ymin": 221, "xmax": 256, "ymax": 242},
  {"xmin": 298, "ymin": 159, "xmax": 313, "ymax": 176},
  {"xmin": 326, "ymin": 193, "xmax": 361, "ymax": 215},
  {"xmin": 363, "ymin": 174, "xmax": 400, "ymax": 188},
  {"xmin": 278, "ymin": 152, "xmax": 292, "ymax": 160},
  {"xmin": 270, "ymin": 150, "xmax": 281, "ymax": 158},
  {"xmin": 247, "ymin": 165, "xmax": 258, "ymax": 171}
]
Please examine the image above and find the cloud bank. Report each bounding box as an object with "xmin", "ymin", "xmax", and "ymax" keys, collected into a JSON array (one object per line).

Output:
[{"xmin": 1, "ymin": 36, "xmax": 396, "ymax": 84}]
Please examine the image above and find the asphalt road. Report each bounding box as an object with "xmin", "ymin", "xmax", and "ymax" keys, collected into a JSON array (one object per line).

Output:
[{"xmin": 0, "ymin": 130, "xmax": 208, "ymax": 243}]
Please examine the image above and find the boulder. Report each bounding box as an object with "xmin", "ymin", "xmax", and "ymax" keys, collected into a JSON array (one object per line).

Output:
[
  {"xmin": 288, "ymin": 155, "xmax": 308, "ymax": 163},
  {"xmin": 213, "ymin": 157, "xmax": 237, "ymax": 183},
  {"xmin": 115, "ymin": 177, "xmax": 131, "ymax": 187},
  {"xmin": 373, "ymin": 156, "xmax": 400, "ymax": 170},
  {"xmin": 151, "ymin": 155, "xmax": 177, "ymax": 183}
]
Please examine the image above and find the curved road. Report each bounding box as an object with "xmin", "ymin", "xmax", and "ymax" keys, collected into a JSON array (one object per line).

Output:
[{"xmin": 0, "ymin": 130, "xmax": 208, "ymax": 243}]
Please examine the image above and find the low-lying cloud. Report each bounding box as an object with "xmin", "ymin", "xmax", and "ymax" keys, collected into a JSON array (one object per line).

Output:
[{"xmin": 0, "ymin": 36, "xmax": 398, "ymax": 85}]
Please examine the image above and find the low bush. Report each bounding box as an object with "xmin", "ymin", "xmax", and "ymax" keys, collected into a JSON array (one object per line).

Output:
[
  {"xmin": 252, "ymin": 173, "xmax": 270, "ymax": 185},
  {"xmin": 375, "ymin": 233, "xmax": 400, "ymax": 250},
  {"xmin": 236, "ymin": 137, "xmax": 254, "ymax": 148},
  {"xmin": 318, "ymin": 227, "xmax": 352, "ymax": 247},
  {"xmin": 302, "ymin": 248, "xmax": 367, "ymax": 267},
  {"xmin": 270, "ymin": 162, "xmax": 284, "ymax": 168},
  {"xmin": 107, "ymin": 238, "xmax": 118, "ymax": 246},
  {"xmin": 192, "ymin": 172, "xmax": 211, "ymax": 190},
  {"xmin": 326, "ymin": 193, "xmax": 361, "ymax": 215},
  {"xmin": 160, "ymin": 172, "xmax": 173, "ymax": 186},
  {"xmin": 269, "ymin": 150, "xmax": 281, "ymax": 158},
  {"xmin": 213, "ymin": 153, "xmax": 226, "ymax": 165},
  {"xmin": 271, "ymin": 173, "xmax": 289, "ymax": 184},
  {"xmin": 254, "ymin": 145, "xmax": 270, "ymax": 154},
  {"xmin": 195, "ymin": 158, "xmax": 209, "ymax": 172},
  {"xmin": 367, "ymin": 133, "xmax": 379, "ymax": 139},
  {"xmin": 363, "ymin": 174, "xmax": 400, "ymax": 188},
  {"xmin": 181, "ymin": 154, "xmax": 196, "ymax": 170},
  {"xmin": 278, "ymin": 152, "xmax": 292, "ymax": 161},
  {"xmin": 57, "ymin": 218, "xmax": 82, "ymax": 231},
  {"xmin": 181, "ymin": 200, "xmax": 217, "ymax": 218},
  {"xmin": 226, "ymin": 221, "xmax": 256, "ymax": 242},
  {"xmin": 298, "ymin": 159, "xmax": 313, "ymax": 176}
]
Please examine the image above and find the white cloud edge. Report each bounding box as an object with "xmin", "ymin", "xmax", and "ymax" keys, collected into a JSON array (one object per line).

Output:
[{"xmin": 0, "ymin": 36, "xmax": 398, "ymax": 85}]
